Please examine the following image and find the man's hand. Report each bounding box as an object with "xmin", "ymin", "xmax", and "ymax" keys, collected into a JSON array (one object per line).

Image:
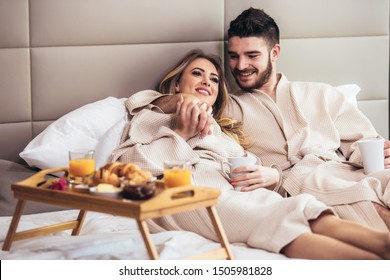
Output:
[
  {"xmin": 152, "ymin": 94, "xmax": 181, "ymax": 114},
  {"xmin": 229, "ymin": 165, "xmax": 280, "ymax": 191}
]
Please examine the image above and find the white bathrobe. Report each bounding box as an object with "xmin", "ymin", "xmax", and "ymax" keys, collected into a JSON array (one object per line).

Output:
[
  {"xmin": 111, "ymin": 103, "xmax": 331, "ymax": 253},
  {"xmin": 122, "ymin": 73, "xmax": 390, "ymax": 231}
]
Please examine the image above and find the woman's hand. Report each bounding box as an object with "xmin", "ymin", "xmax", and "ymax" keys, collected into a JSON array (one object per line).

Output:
[
  {"xmin": 174, "ymin": 95, "xmax": 212, "ymax": 139},
  {"xmin": 384, "ymin": 139, "xmax": 390, "ymax": 169},
  {"xmin": 229, "ymin": 165, "xmax": 280, "ymax": 191}
]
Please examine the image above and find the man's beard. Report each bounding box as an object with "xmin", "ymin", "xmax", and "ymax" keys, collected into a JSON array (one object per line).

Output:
[{"xmin": 232, "ymin": 58, "xmax": 273, "ymax": 91}]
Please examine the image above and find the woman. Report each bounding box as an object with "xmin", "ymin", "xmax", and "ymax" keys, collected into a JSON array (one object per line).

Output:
[{"xmin": 111, "ymin": 49, "xmax": 390, "ymax": 259}]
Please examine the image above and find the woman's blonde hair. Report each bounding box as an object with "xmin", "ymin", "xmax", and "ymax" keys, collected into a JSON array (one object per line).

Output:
[{"xmin": 159, "ymin": 49, "xmax": 251, "ymax": 149}]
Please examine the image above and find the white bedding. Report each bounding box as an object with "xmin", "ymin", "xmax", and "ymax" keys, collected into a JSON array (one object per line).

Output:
[{"xmin": 0, "ymin": 210, "xmax": 288, "ymax": 260}]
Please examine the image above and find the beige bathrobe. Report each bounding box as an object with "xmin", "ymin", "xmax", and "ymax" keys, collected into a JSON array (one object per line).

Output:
[
  {"xmin": 122, "ymin": 73, "xmax": 390, "ymax": 231},
  {"xmin": 111, "ymin": 102, "xmax": 330, "ymax": 253}
]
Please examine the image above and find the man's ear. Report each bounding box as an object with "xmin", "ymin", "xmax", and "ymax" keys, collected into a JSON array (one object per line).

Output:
[{"xmin": 271, "ymin": 44, "xmax": 281, "ymax": 62}]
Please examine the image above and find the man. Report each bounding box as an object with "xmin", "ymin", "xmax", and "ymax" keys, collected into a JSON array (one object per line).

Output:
[{"xmin": 124, "ymin": 8, "xmax": 390, "ymax": 230}]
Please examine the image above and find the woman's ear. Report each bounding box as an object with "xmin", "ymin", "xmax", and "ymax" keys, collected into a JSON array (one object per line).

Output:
[{"xmin": 175, "ymin": 82, "xmax": 180, "ymax": 93}]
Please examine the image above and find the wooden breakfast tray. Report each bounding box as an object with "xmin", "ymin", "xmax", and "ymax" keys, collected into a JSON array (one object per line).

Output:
[{"xmin": 2, "ymin": 167, "xmax": 233, "ymax": 260}]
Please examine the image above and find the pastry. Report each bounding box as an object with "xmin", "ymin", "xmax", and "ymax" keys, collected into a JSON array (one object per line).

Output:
[
  {"xmin": 86, "ymin": 162, "xmax": 155, "ymax": 200},
  {"xmin": 86, "ymin": 168, "xmax": 121, "ymax": 187}
]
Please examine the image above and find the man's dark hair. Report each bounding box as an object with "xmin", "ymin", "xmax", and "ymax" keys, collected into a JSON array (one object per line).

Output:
[{"xmin": 228, "ymin": 7, "xmax": 280, "ymax": 49}]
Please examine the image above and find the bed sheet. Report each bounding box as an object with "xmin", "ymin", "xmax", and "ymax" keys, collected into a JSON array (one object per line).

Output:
[{"xmin": 0, "ymin": 210, "xmax": 289, "ymax": 260}]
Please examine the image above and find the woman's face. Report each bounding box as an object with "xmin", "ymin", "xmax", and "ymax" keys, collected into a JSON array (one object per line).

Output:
[{"xmin": 176, "ymin": 58, "xmax": 219, "ymax": 106}]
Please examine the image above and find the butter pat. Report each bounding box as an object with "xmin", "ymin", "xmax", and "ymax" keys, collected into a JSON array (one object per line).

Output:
[{"xmin": 96, "ymin": 183, "xmax": 119, "ymax": 193}]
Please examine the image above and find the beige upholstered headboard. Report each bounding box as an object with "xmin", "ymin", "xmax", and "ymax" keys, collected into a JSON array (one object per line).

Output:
[{"xmin": 0, "ymin": 0, "xmax": 389, "ymax": 164}]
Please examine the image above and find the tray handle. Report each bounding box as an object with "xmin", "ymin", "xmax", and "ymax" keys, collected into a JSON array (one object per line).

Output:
[
  {"xmin": 155, "ymin": 181, "xmax": 220, "ymax": 200},
  {"xmin": 17, "ymin": 167, "xmax": 69, "ymax": 187},
  {"xmin": 143, "ymin": 184, "xmax": 220, "ymax": 210}
]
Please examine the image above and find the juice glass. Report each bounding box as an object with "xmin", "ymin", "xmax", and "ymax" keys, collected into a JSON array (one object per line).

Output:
[
  {"xmin": 69, "ymin": 149, "xmax": 95, "ymax": 185},
  {"xmin": 163, "ymin": 160, "xmax": 191, "ymax": 188}
]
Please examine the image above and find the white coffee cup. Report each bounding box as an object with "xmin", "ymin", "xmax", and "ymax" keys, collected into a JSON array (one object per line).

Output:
[
  {"xmin": 357, "ymin": 138, "xmax": 385, "ymax": 175},
  {"xmin": 220, "ymin": 152, "xmax": 257, "ymax": 191}
]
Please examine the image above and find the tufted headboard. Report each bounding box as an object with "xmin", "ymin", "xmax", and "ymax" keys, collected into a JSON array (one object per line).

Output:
[{"xmin": 0, "ymin": 0, "xmax": 389, "ymax": 165}]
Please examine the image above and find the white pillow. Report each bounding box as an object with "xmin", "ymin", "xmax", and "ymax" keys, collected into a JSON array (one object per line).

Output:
[
  {"xmin": 94, "ymin": 116, "xmax": 128, "ymax": 169},
  {"xmin": 336, "ymin": 84, "xmax": 360, "ymax": 107},
  {"xmin": 20, "ymin": 97, "xmax": 127, "ymax": 170}
]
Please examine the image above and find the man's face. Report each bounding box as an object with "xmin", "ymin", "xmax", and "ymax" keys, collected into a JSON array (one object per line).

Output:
[{"xmin": 227, "ymin": 36, "xmax": 275, "ymax": 91}]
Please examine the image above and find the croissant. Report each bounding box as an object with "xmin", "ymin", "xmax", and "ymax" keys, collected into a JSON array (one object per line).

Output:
[
  {"xmin": 119, "ymin": 163, "xmax": 141, "ymax": 177},
  {"xmin": 86, "ymin": 162, "xmax": 152, "ymax": 187},
  {"xmin": 102, "ymin": 162, "xmax": 123, "ymax": 174},
  {"xmin": 86, "ymin": 168, "xmax": 121, "ymax": 187},
  {"xmin": 124, "ymin": 169, "xmax": 153, "ymax": 186},
  {"xmin": 85, "ymin": 162, "xmax": 156, "ymax": 200}
]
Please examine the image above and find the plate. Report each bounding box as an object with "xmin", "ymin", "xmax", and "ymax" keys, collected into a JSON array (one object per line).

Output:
[{"xmin": 72, "ymin": 184, "xmax": 89, "ymax": 193}]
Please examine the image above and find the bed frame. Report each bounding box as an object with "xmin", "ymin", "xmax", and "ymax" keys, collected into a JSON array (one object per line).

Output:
[{"xmin": 0, "ymin": 0, "xmax": 389, "ymax": 213}]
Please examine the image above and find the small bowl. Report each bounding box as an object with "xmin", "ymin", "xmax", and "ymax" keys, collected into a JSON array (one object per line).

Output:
[{"xmin": 120, "ymin": 181, "xmax": 156, "ymax": 200}]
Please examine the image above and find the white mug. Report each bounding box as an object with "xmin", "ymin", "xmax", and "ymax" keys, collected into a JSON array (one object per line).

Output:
[
  {"xmin": 220, "ymin": 152, "xmax": 257, "ymax": 191},
  {"xmin": 357, "ymin": 138, "xmax": 385, "ymax": 174}
]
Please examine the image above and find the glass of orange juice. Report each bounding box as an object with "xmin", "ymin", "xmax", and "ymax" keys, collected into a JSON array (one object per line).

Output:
[
  {"xmin": 163, "ymin": 160, "xmax": 191, "ymax": 188},
  {"xmin": 69, "ymin": 149, "xmax": 95, "ymax": 185}
]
